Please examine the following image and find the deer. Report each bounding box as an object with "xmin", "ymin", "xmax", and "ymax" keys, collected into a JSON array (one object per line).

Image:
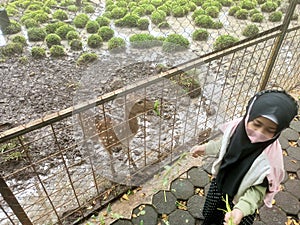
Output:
[{"xmin": 78, "ymin": 96, "xmax": 156, "ymax": 175}]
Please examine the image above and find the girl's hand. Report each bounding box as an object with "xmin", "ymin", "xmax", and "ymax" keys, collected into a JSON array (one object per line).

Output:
[
  {"xmin": 224, "ymin": 208, "xmax": 244, "ymax": 225},
  {"xmin": 190, "ymin": 145, "xmax": 205, "ymax": 158}
]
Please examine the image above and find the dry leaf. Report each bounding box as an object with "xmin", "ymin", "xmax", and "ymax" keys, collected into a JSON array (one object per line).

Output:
[
  {"xmin": 272, "ymin": 199, "xmax": 276, "ymax": 205},
  {"xmin": 121, "ymin": 194, "xmax": 129, "ymax": 201}
]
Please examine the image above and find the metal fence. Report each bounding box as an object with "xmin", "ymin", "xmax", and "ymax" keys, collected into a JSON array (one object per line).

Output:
[{"xmin": 0, "ymin": 1, "xmax": 300, "ymax": 225}]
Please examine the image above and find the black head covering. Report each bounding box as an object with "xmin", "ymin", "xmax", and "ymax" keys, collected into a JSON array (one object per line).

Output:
[{"xmin": 216, "ymin": 90, "xmax": 298, "ymax": 197}]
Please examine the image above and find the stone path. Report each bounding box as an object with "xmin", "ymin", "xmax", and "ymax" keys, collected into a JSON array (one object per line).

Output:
[{"xmin": 108, "ymin": 120, "xmax": 300, "ymax": 225}]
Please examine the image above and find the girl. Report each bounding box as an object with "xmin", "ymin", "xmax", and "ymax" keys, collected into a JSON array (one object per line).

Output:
[{"xmin": 191, "ymin": 90, "xmax": 298, "ymax": 225}]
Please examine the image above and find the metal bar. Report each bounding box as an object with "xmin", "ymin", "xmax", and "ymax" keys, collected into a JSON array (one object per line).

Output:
[
  {"xmin": 0, "ymin": 176, "xmax": 33, "ymax": 225},
  {"xmin": 259, "ymin": 0, "xmax": 298, "ymax": 91}
]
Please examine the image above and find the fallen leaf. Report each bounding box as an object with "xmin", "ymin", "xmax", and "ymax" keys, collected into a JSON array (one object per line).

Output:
[{"xmin": 121, "ymin": 194, "xmax": 129, "ymax": 201}]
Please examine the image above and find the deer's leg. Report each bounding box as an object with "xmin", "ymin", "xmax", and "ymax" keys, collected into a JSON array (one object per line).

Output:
[
  {"xmin": 126, "ymin": 147, "xmax": 138, "ymax": 170},
  {"xmin": 107, "ymin": 149, "xmax": 116, "ymax": 175}
]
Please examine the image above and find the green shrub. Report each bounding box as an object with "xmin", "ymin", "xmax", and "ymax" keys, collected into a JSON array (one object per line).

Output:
[
  {"xmin": 31, "ymin": 46, "xmax": 46, "ymax": 59},
  {"xmin": 228, "ymin": 6, "xmax": 241, "ymax": 16},
  {"xmin": 4, "ymin": 20, "xmax": 21, "ymax": 35},
  {"xmin": 162, "ymin": 34, "xmax": 189, "ymax": 52},
  {"xmin": 45, "ymin": 21, "xmax": 65, "ymax": 34},
  {"xmin": 213, "ymin": 34, "xmax": 239, "ymax": 51},
  {"xmin": 45, "ymin": 33, "xmax": 61, "ymax": 48},
  {"xmin": 194, "ymin": 15, "xmax": 214, "ymax": 28},
  {"xmin": 77, "ymin": 52, "xmax": 98, "ymax": 65},
  {"xmin": 268, "ymin": 11, "xmax": 282, "ymax": 21},
  {"xmin": 55, "ymin": 24, "xmax": 76, "ymax": 39},
  {"xmin": 27, "ymin": 27, "xmax": 47, "ymax": 41},
  {"xmin": 242, "ymin": 24, "xmax": 259, "ymax": 37},
  {"xmin": 251, "ymin": 12, "xmax": 264, "ymax": 22},
  {"xmin": 240, "ymin": 0, "xmax": 257, "ymax": 9},
  {"xmin": 202, "ymin": 1, "xmax": 222, "ymax": 10},
  {"xmin": 188, "ymin": 2, "xmax": 198, "ymax": 11},
  {"xmin": 137, "ymin": 18, "xmax": 150, "ymax": 30},
  {"xmin": 32, "ymin": 10, "xmax": 49, "ymax": 23},
  {"xmin": 192, "ymin": 29, "xmax": 209, "ymax": 41},
  {"xmin": 213, "ymin": 21, "xmax": 223, "ymax": 29},
  {"xmin": 131, "ymin": 6, "xmax": 146, "ymax": 16},
  {"xmin": 157, "ymin": 5, "xmax": 171, "ymax": 15},
  {"xmin": 74, "ymin": 13, "xmax": 89, "ymax": 28},
  {"xmin": 261, "ymin": 1, "xmax": 278, "ymax": 12},
  {"xmin": 67, "ymin": 5, "xmax": 78, "ymax": 12},
  {"xmin": 235, "ymin": 9, "xmax": 248, "ymax": 19},
  {"xmin": 191, "ymin": 0, "xmax": 204, "ymax": 6},
  {"xmin": 86, "ymin": 20, "xmax": 100, "ymax": 33},
  {"xmin": 1, "ymin": 42, "xmax": 23, "ymax": 56},
  {"xmin": 205, "ymin": 6, "xmax": 220, "ymax": 18},
  {"xmin": 53, "ymin": 9, "xmax": 68, "ymax": 21},
  {"xmin": 158, "ymin": 21, "xmax": 171, "ymax": 29},
  {"xmin": 70, "ymin": 39, "xmax": 83, "ymax": 51},
  {"xmin": 151, "ymin": 10, "xmax": 167, "ymax": 25},
  {"xmin": 23, "ymin": 19, "xmax": 39, "ymax": 28},
  {"xmin": 50, "ymin": 45, "xmax": 65, "ymax": 57},
  {"xmin": 108, "ymin": 37, "xmax": 126, "ymax": 52},
  {"xmin": 66, "ymin": 30, "xmax": 80, "ymax": 41},
  {"xmin": 142, "ymin": 4, "xmax": 156, "ymax": 14},
  {"xmin": 98, "ymin": 26, "xmax": 114, "ymax": 41},
  {"xmin": 249, "ymin": 8, "xmax": 260, "ymax": 16},
  {"xmin": 6, "ymin": 5, "xmax": 18, "ymax": 16},
  {"xmin": 96, "ymin": 16, "xmax": 111, "ymax": 27},
  {"xmin": 87, "ymin": 34, "xmax": 103, "ymax": 48},
  {"xmin": 151, "ymin": 0, "xmax": 164, "ymax": 7},
  {"xmin": 12, "ymin": 35, "xmax": 27, "ymax": 47},
  {"xmin": 116, "ymin": 0, "xmax": 127, "ymax": 7},
  {"xmin": 257, "ymin": 0, "xmax": 267, "ymax": 4},
  {"xmin": 84, "ymin": 4, "xmax": 95, "ymax": 13},
  {"xmin": 219, "ymin": 0, "xmax": 233, "ymax": 6},
  {"xmin": 171, "ymin": 5, "xmax": 186, "ymax": 17},
  {"xmin": 111, "ymin": 7, "xmax": 127, "ymax": 19},
  {"xmin": 192, "ymin": 9, "xmax": 206, "ymax": 20},
  {"xmin": 121, "ymin": 14, "xmax": 140, "ymax": 27},
  {"xmin": 129, "ymin": 33, "xmax": 156, "ymax": 48}
]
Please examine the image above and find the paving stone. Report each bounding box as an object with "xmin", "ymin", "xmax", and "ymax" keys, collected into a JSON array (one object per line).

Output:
[
  {"xmin": 187, "ymin": 195, "xmax": 205, "ymax": 219},
  {"xmin": 290, "ymin": 121, "xmax": 300, "ymax": 132},
  {"xmin": 284, "ymin": 179, "xmax": 300, "ymax": 200},
  {"xmin": 131, "ymin": 204, "xmax": 158, "ymax": 225},
  {"xmin": 283, "ymin": 155, "xmax": 300, "ymax": 172},
  {"xmin": 259, "ymin": 205, "xmax": 287, "ymax": 225},
  {"xmin": 297, "ymin": 169, "xmax": 300, "ymax": 179},
  {"xmin": 187, "ymin": 167, "xmax": 210, "ymax": 187},
  {"xmin": 275, "ymin": 191, "xmax": 300, "ymax": 215},
  {"xmin": 168, "ymin": 209, "xmax": 195, "ymax": 225},
  {"xmin": 279, "ymin": 136, "xmax": 290, "ymax": 150},
  {"xmin": 281, "ymin": 128, "xmax": 299, "ymax": 141},
  {"xmin": 282, "ymin": 171, "xmax": 289, "ymax": 183},
  {"xmin": 286, "ymin": 146, "xmax": 300, "ymax": 159},
  {"xmin": 152, "ymin": 190, "xmax": 177, "ymax": 214},
  {"xmin": 170, "ymin": 178, "xmax": 194, "ymax": 200},
  {"xmin": 111, "ymin": 219, "xmax": 133, "ymax": 225}
]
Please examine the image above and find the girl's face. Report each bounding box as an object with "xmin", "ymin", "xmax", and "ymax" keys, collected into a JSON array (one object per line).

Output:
[{"xmin": 247, "ymin": 116, "xmax": 278, "ymax": 139}]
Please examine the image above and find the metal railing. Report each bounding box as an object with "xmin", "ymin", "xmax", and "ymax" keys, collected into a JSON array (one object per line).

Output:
[{"xmin": 0, "ymin": 1, "xmax": 299, "ymax": 225}]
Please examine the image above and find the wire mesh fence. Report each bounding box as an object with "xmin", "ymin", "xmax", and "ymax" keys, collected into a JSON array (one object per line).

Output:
[{"xmin": 0, "ymin": 0, "xmax": 299, "ymax": 225}]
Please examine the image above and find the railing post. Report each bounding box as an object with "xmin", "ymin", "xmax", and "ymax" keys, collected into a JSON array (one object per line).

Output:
[
  {"xmin": 259, "ymin": 0, "xmax": 297, "ymax": 91},
  {"xmin": 0, "ymin": 176, "xmax": 33, "ymax": 225}
]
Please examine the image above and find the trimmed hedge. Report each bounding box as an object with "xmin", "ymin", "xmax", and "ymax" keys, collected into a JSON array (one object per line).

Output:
[
  {"xmin": 162, "ymin": 34, "xmax": 190, "ymax": 52},
  {"xmin": 108, "ymin": 37, "xmax": 126, "ymax": 52},
  {"xmin": 213, "ymin": 34, "xmax": 239, "ymax": 51}
]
